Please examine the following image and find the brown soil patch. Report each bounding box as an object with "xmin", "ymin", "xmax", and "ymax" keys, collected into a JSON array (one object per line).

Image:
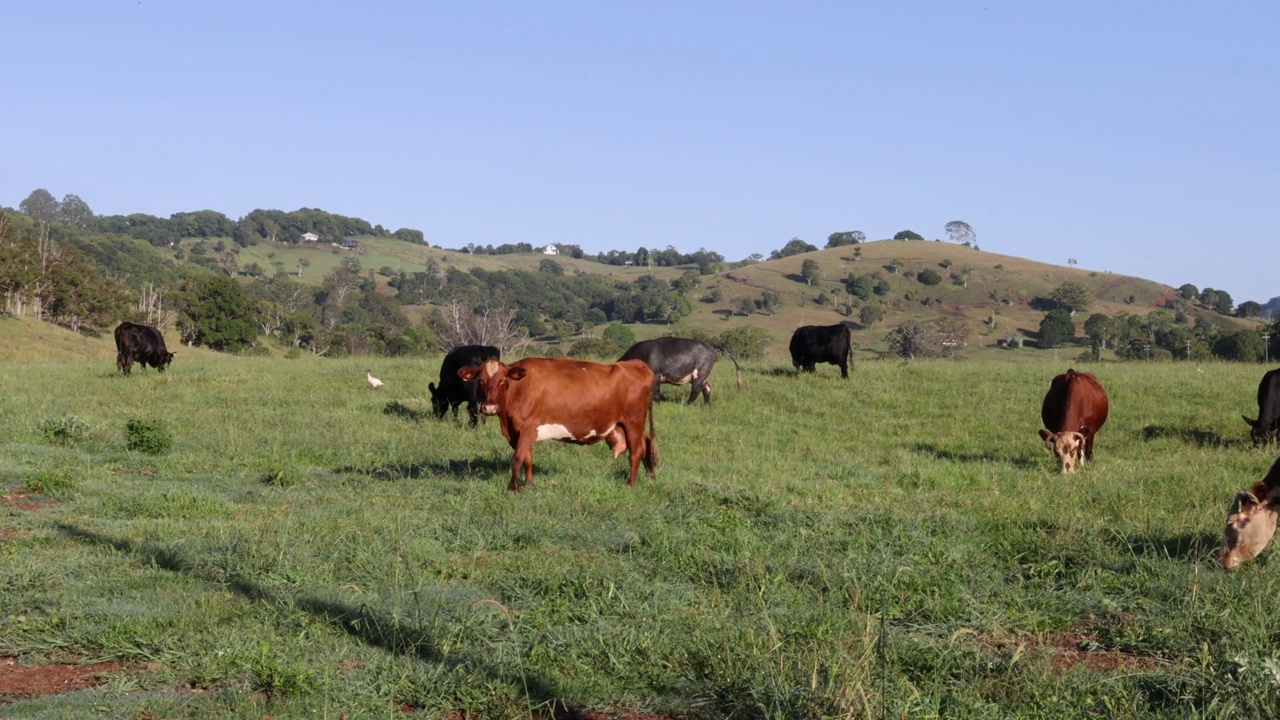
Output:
[
  {"xmin": 0, "ymin": 529, "xmax": 32, "ymax": 541},
  {"xmin": 983, "ymin": 617, "xmax": 1164, "ymax": 673},
  {"xmin": 2, "ymin": 488, "xmax": 59, "ymax": 512},
  {"xmin": 442, "ymin": 708, "xmax": 677, "ymax": 720},
  {"xmin": 0, "ymin": 656, "xmax": 128, "ymax": 703}
]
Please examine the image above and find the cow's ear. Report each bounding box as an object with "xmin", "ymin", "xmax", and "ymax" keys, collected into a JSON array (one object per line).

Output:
[
  {"xmin": 428, "ymin": 382, "xmax": 437, "ymax": 393},
  {"xmin": 1039, "ymin": 429, "xmax": 1053, "ymax": 448},
  {"xmin": 507, "ymin": 367, "xmax": 528, "ymax": 381},
  {"xmin": 1238, "ymin": 490, "xmax": 1262, "ymax": 510},
  {"xmin": 1244, "ymin": 415, "xmax": 1259, "ymax": 428},
  {"xmin": 457, "ymin": 367, "xmax": 479, "ymax": 382}
]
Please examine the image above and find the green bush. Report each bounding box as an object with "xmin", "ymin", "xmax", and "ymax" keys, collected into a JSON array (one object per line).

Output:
[
  {"xmin": 37, "ymin": 416, "xmax": 90, "ymax": 446},
  {"xmin": 26, "ymin": 468, "xmax": 77, "ymax": 498},
  {"xmin": 126, "ymin": 419, "xmax": 173, "ymax": 455}
]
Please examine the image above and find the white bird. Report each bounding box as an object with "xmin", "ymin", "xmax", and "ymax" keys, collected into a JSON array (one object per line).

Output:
[{"xmin": 366, "ymin": 369, "xmax": 384, "ymax": 389}]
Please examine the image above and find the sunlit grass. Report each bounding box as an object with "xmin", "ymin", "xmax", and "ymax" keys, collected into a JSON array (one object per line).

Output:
[{"xmin": 1, "ymin": 355, "xmax": 1277, "ymax": 718}]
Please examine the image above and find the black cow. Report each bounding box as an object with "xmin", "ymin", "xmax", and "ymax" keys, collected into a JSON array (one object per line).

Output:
[
  {"xmin": 1244, "ymin": 368, "xmax": 1280, "ymax": 445},
  {"xmin": 429, "ymin": 344, "xmax": 501, "ymax": 426},
  {"xmin": 114, "ymin": 322, "xmax": 175, "ymax": 375},
  {"xmin": 789, "ymin": 324, "xmax": 853, "ymax": 378},
  {"xmin": 619, "ymin": 337, "xmax": 742, "ymax": 404}
]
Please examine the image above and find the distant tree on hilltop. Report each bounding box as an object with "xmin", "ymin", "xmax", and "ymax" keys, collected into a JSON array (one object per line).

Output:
[
  {"xmin": 944, "ymin": 220, "xmax": 975, "ymax": 245},
  {"xmin": 770, "ymin": 238, "xmax": 818, "ymax": 259},
  {"xmin": 893, "ymin": 229, "xmax": 924, "ymax": 241},
  {"xmin": 826, "ymin": 231, "xmax": 865, "ymax": 248}
]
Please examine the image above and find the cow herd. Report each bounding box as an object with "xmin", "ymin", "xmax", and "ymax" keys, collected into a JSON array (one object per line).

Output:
[{"xmin": 111, "ymin": 320, "xmax": 1280, "ymax": 571}]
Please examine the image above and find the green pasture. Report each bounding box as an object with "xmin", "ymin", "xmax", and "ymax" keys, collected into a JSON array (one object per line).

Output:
[{"xmin": 1, "ymin": 354, "xmax": 1278, "ymax": 718}]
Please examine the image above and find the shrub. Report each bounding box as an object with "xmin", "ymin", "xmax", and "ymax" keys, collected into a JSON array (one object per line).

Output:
[
  {"xmin": 37, "ymin": 416, "xmax": 90, "ymax": 446},
  {"xmin": 126, "ymin": 419, "xmax": 173, "ymax": 455},
  {"xmin": 917, "ymin": 269, "xmax": 942, "ymax": 285},
  {"xmin": 568, "ymin": 337, "xmax": 620, "ymax": 360},
  {"xmin": 27, "ymin": 468, "xmax": 77, "ymax": 498}
]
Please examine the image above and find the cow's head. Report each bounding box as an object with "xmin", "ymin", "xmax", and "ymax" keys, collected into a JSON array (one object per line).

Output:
[
  {"xmin": 1221, "ymin": 489, "xmax": 1279, "ymax": 571},
  {"xmin": 1243, "ymin": 415, "xmax": 1271, "ymax": 445},
  {"xmin": 428, "ymin": 382, "xmax": 446, "ymax": 418},
  {"xmin": 157, "ymin": 351, "xmax": 175, "ymax": 372},
  {"xmin": 1039, "ymin": 429, "xmax": 1085, "ymax": 474},
  {"xmin": 458, "ymin": 360, "xmax": 526, "ymax": 416}
]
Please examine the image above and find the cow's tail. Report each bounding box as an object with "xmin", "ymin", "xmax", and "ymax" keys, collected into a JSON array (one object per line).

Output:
[
  {"xmin": 729, "ymin": 353, "xmax": 744, "ymax": 391},
  {"xmin": 844, "ymin": 326, "xmax": 855, "ymax": 373},
  {"xmin": 644, "ymin": 398, "xmax": 659, "ymax": 472}
]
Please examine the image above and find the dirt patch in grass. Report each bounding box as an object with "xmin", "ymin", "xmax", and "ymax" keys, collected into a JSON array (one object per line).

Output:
[
  {"xmin": 0, "ymin": 656, "xmax": 128, "ymax": 703},
  {"xmin": 983, "ymin": 616, "xmax": 1164, "ymax": 673},
  {"xmin": 0, "ymin": 529, "xmax": 33, "ymax": 541},
  {"xmin": 442, "ymin": 707, "xmax": 677, "ymax": 720},
  {"xmin": 2, "ymin": 488, "xmax": 59, "ymax": 512}
]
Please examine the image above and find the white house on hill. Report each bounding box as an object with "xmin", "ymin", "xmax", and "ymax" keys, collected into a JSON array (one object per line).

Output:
[
  {"xmin": 543, "ymin": 244, "xmax": 559, "ymax": 255},
  {"xmin": 301, "ymin": 232, "xmax": 319, "ymax": 243}
]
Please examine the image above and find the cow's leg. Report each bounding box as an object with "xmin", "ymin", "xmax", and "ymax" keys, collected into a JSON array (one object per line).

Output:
[
  {"xmin": 510, "ymin": 432, "xmax": 535, "ymax": 491},
  {"xmin": 651, "ymin": 376, "xmax": 662, "ymax": 403},
  {"xmin": 701, "ymin": 380, "xmax": 712, "ymax": 404},
  {"xmin": 1084, "ymin": 432, "xmax": 1096, "ymax": 461},
  {"xmin": 466, "ymin": 401, "xmax": 480, "ymax": 428},
  {"xmin": 116, "ymin": 352, "xmax": 128, "ymax": 375},
  {"xmin": 622, "ymin": 419, "xmax": 646, "ymax": 486},
  {"xmin": 687, "ymin": 382, "xmax": 701, "ymax": 404},
  {"xmin": 838, "ymin": 361, "xmax": 849, "ymax": 379}
]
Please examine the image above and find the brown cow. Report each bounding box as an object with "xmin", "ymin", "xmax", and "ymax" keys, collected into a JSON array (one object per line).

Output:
[
  {"xmin": 457, "ymin": 357, "xmax": 658, "ymax": 491},
  {"xmin": 1038, "ymin": 369, "xmax": 1109, "ymax": 474},
  {"xmin": 1221, "ymin": 455, "xmax": 1280, "ymax": 571}
]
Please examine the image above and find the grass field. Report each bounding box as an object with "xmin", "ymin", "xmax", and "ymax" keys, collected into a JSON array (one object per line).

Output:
[{"xmin": 2, "ymin": 352, "xmax": 1279, "ymax": 718}]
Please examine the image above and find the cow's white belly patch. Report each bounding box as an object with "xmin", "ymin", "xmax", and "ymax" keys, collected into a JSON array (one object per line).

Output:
[
  {"xmin": 536, "ymin": 423, "xmax": 575, "ymax": 441},
  {"xmin": 668, "ymin": 369, "xmax": 698, "ymax": 385},
  {"xmin": 536, "ymin": 422, "xmax": 615, "ymax": 442}
]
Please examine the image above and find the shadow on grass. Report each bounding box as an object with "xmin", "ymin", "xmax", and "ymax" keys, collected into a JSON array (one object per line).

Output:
[
  {"xmin": 53, "ymin": 522, "xmax": 581, "ymax": 714},
  {"xmin": 334, "ymin": 457, "xmax": 506, "ymax": 481},
  {"xmin": 382, "ymin": 401, "xmax": 432, "ymax": 423},
  {"xmin": 910, "ymin": 443, "xmax": 1042, "ymax": 469},
  {"xmin": 1113, "ymin": 530, "xmax": 1222, "ymax": 562},
  {"xmin": 1140, "ymin": 425, "xmax": 1248, "ymax": 449}
]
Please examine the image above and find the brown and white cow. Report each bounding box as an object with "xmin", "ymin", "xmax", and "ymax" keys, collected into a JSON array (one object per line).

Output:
[
  {"xmin": 1038, "ymin": 369, "xmax": 1109, "ymax": 474},
  {"xmin": 1221, "ymin": 455, "xmax": 1280, "ymax": 571},
  {"xmin": 457, "ymin": 357, "xmax": 659, "ymax": 491}
]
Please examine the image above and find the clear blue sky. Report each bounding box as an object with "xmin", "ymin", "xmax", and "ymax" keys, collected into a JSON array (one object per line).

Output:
[{"xmin": 4, "ymin": 1, "xmax": 1277, "ymax": 304}]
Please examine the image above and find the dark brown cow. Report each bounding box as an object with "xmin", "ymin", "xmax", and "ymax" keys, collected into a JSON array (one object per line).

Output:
[
  {"xmin": 458, "ymin": 357, "xmax": 658, "ymax": 491},
  {"xmin": 1038, "ymin": 369, "xmax": 1109, "ymax": 474},
  {"xmin": 114, "ymin": 321, "xmax": 175, "ymax": 375},
  {"xmin": 1220, "ymin": 454, "xmax": 1280, "ymax": 571}
]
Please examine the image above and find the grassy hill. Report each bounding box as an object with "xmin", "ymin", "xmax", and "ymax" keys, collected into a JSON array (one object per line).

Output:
[
  {"xmin": 226, "ymin": 236, "xmax": 1257, "ymax": 360},
  {"xmin": 19, "ymin": 234, "xmax": 1263, "ymax": 363}
]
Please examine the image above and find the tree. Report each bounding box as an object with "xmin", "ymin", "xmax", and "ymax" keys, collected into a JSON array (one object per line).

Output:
[
  {"xmin": 539, "ymin": 259, "xmax": 564, "ymax": 276},
  {"xmin": 1237, "ymin": 300, "xmax": 1262, "ymax": 318},
  {"xmin": 57, "ymin": 194, "xmax": 94, "ymax": 228},
  {"xmin": 770, "ymin": 238, "xmax": 818, "ymax": 259},
  {"xmin": 844, "ymin": 274, "xmax": 873, "ymax": 300},
  {"xmin": 716, "ymin": 326, "xmax": 771, "ymax": 360},
  {"xmin": 19, "ymin": 189, "xmax": 59, "ymax": 224},
  {"xmin": 1083, "ymin": 313, "xmax": 1111, "ymax": 348},
  {"xmin": 884, "ymin": 319, "xmax": 962, "ymax": 360},
  {"xmin": 800, "ymin": 258, "xmax": 822, "ymax": 285},
  {"xmin": 859, "ymin": 305, "xmax": 885, "ymax": 326},
  {"xmin": 178, "ymin": 274, "xmax": 260, "ymax": 351},
  {"xmin": 1039, "ymin": 309, "xmax": 1076, "ymax": 348},
  {"xmin": 1178, "ymin": 283, "xmax": 1199, "ymax": 300},
  {"xmin": 1212, "ymin": 330, "xmax": 1265, "ymax": 362},
  {"xmin": 825, "ymin": 231, "xmax": 865, "ymax": 248},
  {"xmin": 601, "ymin": 323, "xmax": 635, "ymax": 352},
  {"xmin": 873, "ymin": 279, "xmax": 891, "ymax": 296},
  {"xmin": 1050, "ymin": 281, "xmax": 1094, "ymax": 315},
  {"xmin": 944, "ymin": 220, "xmax": 975, "ymax": 245},
  {"xmin": 893, "ymin": 229, "xmax": 924, "ymax": 241},
  {"xmin": 916, "ymin": 269, "xmax": 942, "ymax": 286}
]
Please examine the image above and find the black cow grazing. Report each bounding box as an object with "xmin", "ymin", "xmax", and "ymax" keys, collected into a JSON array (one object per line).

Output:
[
  {"xmin": 619, "ymin": 337, "xmax": 742, "ymax": 404},
  {"xmin": 429, "ymin": 344, "xmax": 501, "ymax": 426},
  {"xmin": 789, "ymin": 324, "xmax": 853, "ymax": 378},
  {"xmin": 1244, "ymin": 368, "xmax": 1280, "ymax": 445},
  {"xmin": 114, "ymin": 322, "xmax": 175, "ymax": 375}
]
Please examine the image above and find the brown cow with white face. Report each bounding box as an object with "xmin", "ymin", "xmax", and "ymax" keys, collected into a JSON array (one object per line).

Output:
[
  {"xmin": 1038, "ymin": 369, "xmax": 1109, "ymax": 474},
  {"xmin": 458, "ymin": 357, "xmax": 658, "ymax": 491},
  {"xmin": 1221, "ymin": 455, "xmax": 1280, "ymax": 571}
]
